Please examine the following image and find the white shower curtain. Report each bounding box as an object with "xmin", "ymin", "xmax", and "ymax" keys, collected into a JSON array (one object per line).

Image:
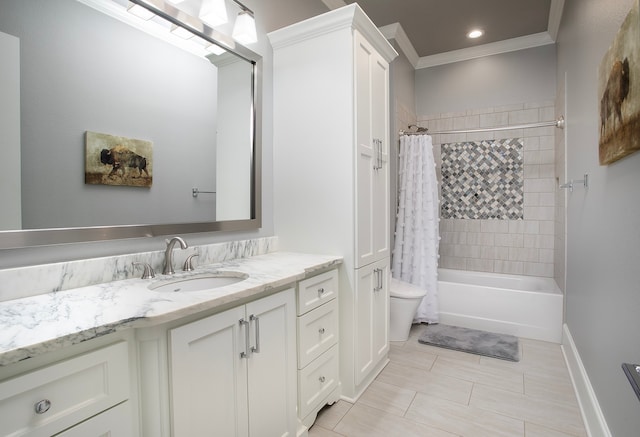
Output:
[{"xmin": 392, "ymin": 134, "xmax": 440, "ymax": 324}]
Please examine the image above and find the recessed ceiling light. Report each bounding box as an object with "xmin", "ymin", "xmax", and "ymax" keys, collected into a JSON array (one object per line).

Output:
[{"xmin": 467, "ymin": 29, "xmax": 483, "ymax": 39}]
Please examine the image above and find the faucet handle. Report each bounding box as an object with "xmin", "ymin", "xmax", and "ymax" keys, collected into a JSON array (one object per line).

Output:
[
  {"xmin": 134, "ymin": 262, "xmax": 156, "ymax": 279},
  {"xmin": 183, "ymin": 254, "xmax": 199, "ymax": 272}
]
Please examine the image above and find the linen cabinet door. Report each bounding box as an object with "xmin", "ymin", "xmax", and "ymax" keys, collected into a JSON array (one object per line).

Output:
[
  {"xmin": 370, "ymin": 48, "xmax": 390, "ymax": 262},
  {"xmin": 170, "ymin": 306, "xmax": 249, "ymax": 437},
  {"xmin": 245, "ymin": 289, "xmax": 297, "ymax": 437},
  {"xmin": 371, "ymin": 261, "xmax": 390, "ymax": 364},
  {"xmin": 354, "ymin": 259, "xmax": 389, "ymax": 386},
  {"xmin": 355, "ymin": 31, "xmax": 376, "ymax": 270}
]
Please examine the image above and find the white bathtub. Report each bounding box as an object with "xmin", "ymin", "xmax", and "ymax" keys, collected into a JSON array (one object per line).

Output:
[{"xmin": 437, "ymin": 268, "xmax": 563, "ymax": 343}]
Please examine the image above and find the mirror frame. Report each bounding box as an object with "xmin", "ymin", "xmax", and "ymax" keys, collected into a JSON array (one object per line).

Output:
[{"xmin": 0, "ymin": 0, "xmax": 262, "ymax": 249}]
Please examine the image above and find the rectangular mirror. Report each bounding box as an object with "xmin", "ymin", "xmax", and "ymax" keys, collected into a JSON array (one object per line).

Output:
[{"xmin": 0, "ymin": 0, "xmax": 261, "ymax": 248}]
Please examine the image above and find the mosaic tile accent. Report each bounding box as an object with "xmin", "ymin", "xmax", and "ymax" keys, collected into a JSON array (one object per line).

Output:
[{"xmin": 441, "ymin": 139, "xmax": 524, "ymax": 220}]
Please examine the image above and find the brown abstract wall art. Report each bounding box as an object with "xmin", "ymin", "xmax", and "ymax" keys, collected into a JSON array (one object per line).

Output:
[
  {"xmin": 85, "ymin": 131, "xmax": 153, "ymax": 187},
  {"xmin": 598, "ymin": 0, "xmax": 640, "ymax": 165}
]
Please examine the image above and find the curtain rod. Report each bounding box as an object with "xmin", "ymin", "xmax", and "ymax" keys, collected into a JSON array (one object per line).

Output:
[{"xmin": 399, "ymin": 116, "xmax": 564, "ymax": 136}]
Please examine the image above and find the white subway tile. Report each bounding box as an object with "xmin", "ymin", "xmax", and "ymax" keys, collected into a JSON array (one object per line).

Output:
[
  {"xmin": 467, "ymin": 232, "xmax": 495, "ymax": 246},
  {"xmin": 509, "ymin": 108, "xmax": 539, "ymax": 125},
  {"xmin": 481, "ymin": 220, "xmax": 509, "ymax": 233},
  {"xmin": 539, "ymin": 135, "xmax": 555, "ymax": 150},
  {"xmin": 539, "ymin": 221, "xmax": 555, "ymax": 235},
  {"xmin": 440, "ymin": 256, "xmax": 467, "ymax": 270},
  {"xmin": 524, "ymin": 262, "xmax": 554, "ymax": 277},
  {"xmin": 539, "ymin": 193, "xmax": 555, "ymax": 206},
  {"xmin": 509, "ymin": 247, "xmax": 539, "ymax": 262},
  {"xmin": 464, "ymin": 220, "xmax": 483, "ymax": 232},
  {"xmin": 467, "ymin": 258, "xmax": 494, "ymax": 272},
  {"xmin": 539, "ymin": 248, "xmax": 554, "ymax": 263},
  {"xmin": 523, "ymin": 137, "xmax": 540, "ymax": 150},
  {"xmin": 479, "ymin": 112, "xmax": 509, "ymax": 128},
  {"xmin": 495, "ymin": 233, "xmax": 524, "ymax": 247},
  {"xmin": 524, "ymin": 164, "xmax": 540, "ymax": 179},
  {"xmin": 508, "ymin": 220, "xmax": 524, "ymax": 234},
  {"xmin": 539, "ymin": 106, "xmax": 556, "ymax": 121},
  {"xmin": 524, "ymin": 206, "xmax": 555, "ymax": 221},
  {"xmin": 524, "ymin": 220, "xmax": 541, "ymax": 234},
  {"xmin": 524, "ymin": 193, "xmax": 540, "ymax": 207},
  {"xmin": 495, "ymin": 247, "xmax": 510, "ymax": 260},
  {"xmin": 523, "ymin": 235, "xmax": 537, "ymax": 248},
  {"xmin": 494, "ymin": 260, "xmax": 524, "ymax": 275}
]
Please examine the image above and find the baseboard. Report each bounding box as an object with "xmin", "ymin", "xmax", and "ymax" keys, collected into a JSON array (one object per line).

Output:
[{"xmin": 561, "ymin": 324, "xmax": 612, "ymax": 437}]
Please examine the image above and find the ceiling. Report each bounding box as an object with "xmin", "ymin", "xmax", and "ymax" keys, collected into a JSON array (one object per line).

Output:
[{"xmin": 344, "ymin": 0, "xmax": 553, "ymax": 58}]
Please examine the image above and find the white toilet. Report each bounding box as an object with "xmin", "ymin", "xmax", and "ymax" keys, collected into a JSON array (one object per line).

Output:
[{"xmin": 389, "ymin": 277, "xmax": 428, "ymax": 342}]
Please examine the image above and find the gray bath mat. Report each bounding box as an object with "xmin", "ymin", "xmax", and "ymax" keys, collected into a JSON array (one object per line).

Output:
[{"xmin": 419, "ymin": 324, "xmax": 520, "ymax": 361}]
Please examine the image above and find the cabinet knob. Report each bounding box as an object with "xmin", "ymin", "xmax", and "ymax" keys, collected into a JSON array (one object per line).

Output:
[
  {"xmin": 34, "ymin": 399, "xmax": 51, "ymax": 414},
  {"xmin": 317, "ymin": 287, "xmax": 325, "ymax": 296},
  {"xmin": 318, "ymin": 327, "xmax": 325, "ymax": 335},
  {"xmin": 319, "ymin": 376, "xmax": 326, "ymax": 383}
]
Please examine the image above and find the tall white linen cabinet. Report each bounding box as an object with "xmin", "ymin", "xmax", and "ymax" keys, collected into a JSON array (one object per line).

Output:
[{"xmin": 270, "ymin": 4, "xmax": 398, "ymax": 403}]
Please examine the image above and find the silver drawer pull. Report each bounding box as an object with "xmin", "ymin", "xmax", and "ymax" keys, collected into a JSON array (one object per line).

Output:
[
  {"xmin": 317, "ymin": 287, "xmax": 325, "ymax": 296},
  {"xmin": 34, "ymin": 399, "xmax": 51, "ymax": 414},
  {"xmin": 318, "ymin": 327, "xmax": 325, "ymax": 334},
  {"xmin": 319, "ymin": 376, "xmax": 326, "ymax": 383},
  {"xmin": 239, "ymin": 319, "xmax": 250, "ymax": 358}
]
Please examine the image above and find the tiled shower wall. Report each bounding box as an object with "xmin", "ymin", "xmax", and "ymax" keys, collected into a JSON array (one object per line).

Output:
[{"xmin": 418, "ymin": 101, "xmax": 556, "ymax": 277}]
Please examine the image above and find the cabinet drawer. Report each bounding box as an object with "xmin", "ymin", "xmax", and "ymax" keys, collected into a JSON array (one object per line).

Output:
[
  {"xmin": 297, "ymin": 269, "xmax": 338, "ymax": 315},
  {"xmin": 55, "ymin": 401, "xmax": 132, "ymax": 437},
  {"xmin": 298, "ymin": 345, "xmax": 339, "ymax": 419},
  {"xmin": 297, "ymin": 299, "xmax": 338, "ymax": 369},
  {"xmin": 0, "ymin": 341, "xmax": 129, "ymax": 437}
]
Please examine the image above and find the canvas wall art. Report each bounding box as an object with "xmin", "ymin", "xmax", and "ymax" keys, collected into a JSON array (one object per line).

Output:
[
  {"xmin": 85, "ymin": 131, "xmax": 153, "ymax": 187},
  {"xmin": 598, "ymin": 0, "xmax": 640, "ymax": 165}
]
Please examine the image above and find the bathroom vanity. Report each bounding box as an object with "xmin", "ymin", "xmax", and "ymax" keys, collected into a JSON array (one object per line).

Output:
[{"xmin": 0, "ymin": 249, "xmax": 342, "ymax": 436}]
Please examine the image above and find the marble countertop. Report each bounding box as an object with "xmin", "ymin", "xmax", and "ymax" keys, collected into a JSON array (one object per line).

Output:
[{"xmin": 0, "ymin": 252, "xmax": 342, "ymax": 367}]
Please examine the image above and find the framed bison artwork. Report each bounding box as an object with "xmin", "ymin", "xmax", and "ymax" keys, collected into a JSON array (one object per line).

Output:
[
  {"xmin": 85, "ymin": 131, "xmax": 153, "ymax": 187},
  {"xmin": 598, "ymin": 0, "xmax": 640, "ymax": 165}
]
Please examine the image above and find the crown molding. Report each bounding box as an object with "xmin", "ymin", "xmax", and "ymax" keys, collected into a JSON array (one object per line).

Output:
[
  {"xmin": 416, "ymin": 31, "xmax": 555, "ymax": 69},
  {"xmin": 548, "ymin": 0, "xmax": 565, "ymax": 41},
  {"xmin": 379, "ymin": 23, "xmax": 419, "ymax": 68}
]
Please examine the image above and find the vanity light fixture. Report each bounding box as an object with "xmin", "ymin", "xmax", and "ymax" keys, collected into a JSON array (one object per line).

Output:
[
  {"xmin": 467, "ymin": 29, "xmax": 483, "ymax": 39},
  {"xmin": 199, "ymin": 0, "xmax": 228, "ymax": 27},
  {"xmin": 230, "ymin": 0, "xmax": 256, "ymax": 44}
]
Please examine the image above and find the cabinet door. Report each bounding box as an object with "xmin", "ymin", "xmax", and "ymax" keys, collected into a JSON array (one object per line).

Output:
[
  {"xmin": 372, "ymin": 262, "xmax": 390, "ymax": 364},
  {"xmin": 354, "ymin": 259, "xmax": 389, "ymax": 386},
  {"xmin": 170, "ymin": 305, "xmax": 249, "ymax": 437},
  {"xmin": 355, "ymin": 31, "xmax": 390, "ymax": 268},
  {"xmin": 370, "ymin": 47, "xmax": 390, "ymax": 262},
  {"xmin": 246, "ymin": 289, "xmax": 297, "ymax": 437}
]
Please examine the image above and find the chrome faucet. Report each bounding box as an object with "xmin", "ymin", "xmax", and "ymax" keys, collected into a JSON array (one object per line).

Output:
[{"xmin": 163, "ymin": 236, "xmax": 188, "ymax": 275}]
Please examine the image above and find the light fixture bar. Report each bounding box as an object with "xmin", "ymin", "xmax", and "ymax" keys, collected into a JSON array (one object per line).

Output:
[{"xmin": 230, "ymin": 0, "xmax": 253, "ymax": 15}]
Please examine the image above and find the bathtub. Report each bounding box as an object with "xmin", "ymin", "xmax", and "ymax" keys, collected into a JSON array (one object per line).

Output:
[{"xmin": 437, "ymin": 268, "xmax": 563, "ymax": 343}]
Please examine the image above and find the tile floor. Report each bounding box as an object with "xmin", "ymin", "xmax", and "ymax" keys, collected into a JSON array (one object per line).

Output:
[{"xmin": 309, "ymin": 324, "xmax": 587, "ymax": 437}]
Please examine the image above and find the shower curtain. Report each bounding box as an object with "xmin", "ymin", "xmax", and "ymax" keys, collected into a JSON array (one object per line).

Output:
[{"xmin": 392, "ymin": 134, "xmax": 440, "ymax": 323}]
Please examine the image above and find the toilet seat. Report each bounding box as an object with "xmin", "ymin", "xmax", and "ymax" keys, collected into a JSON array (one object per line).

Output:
[{"xmin": 390, "ymin": 277, "xmax": 427, "ymax": 299}]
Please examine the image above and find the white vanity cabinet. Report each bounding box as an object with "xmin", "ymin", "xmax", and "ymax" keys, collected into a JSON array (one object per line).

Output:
[
  {"xmin": 0, "ymin": 341, "xmax": 132, "ymax": 437},
  {"xmin": 169, "ymin": 288, "xmax": 297, "ymax": 437},
  {"xmin": 271, "ymin": 4, "xmax": 397, "ymax": 400},
  {"xmin": 295, "ymin": 270, "xmax": 340, "ymax": 429}
]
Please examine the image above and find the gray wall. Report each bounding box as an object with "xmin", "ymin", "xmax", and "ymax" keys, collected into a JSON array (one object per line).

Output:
[
  {"xmin": 557, "ymin": 0, "xmax": 640, "ymax": 434},
  {"xmin": 389, "ymin": 42, "xmax": 417, "ymax": 251},
  {"xmin": 415, "ymin": 45, "xmax": 557, "ymax": 115}
]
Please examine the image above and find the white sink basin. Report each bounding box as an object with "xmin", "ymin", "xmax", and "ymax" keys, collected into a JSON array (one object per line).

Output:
[{"xmin": 148, "ymin": 272, "xmax": 248, "ymax": 292}]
